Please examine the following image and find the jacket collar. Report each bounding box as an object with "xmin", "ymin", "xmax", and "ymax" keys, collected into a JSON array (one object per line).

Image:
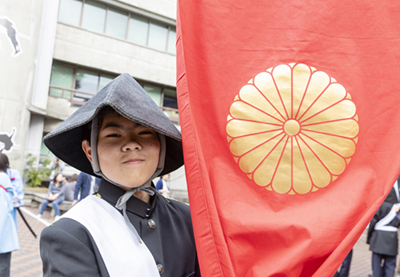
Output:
[{"xmin": 97, "ymin": 179, "xmax": 157, "ymax": 218}]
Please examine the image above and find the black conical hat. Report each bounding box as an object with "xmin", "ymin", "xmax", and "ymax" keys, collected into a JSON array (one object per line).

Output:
[{"xmin": 44, "ymin": 73, "xmax": 183, "ymax": 176}]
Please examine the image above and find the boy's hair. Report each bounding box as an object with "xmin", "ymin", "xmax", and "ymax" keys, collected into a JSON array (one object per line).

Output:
[
  {"xmin": 0, "ymin": 153, "xmax": 9, "ymax": 172},
  {"xmin": 82, "ymin": 106, "xmax": 121, "ymax": 143}
]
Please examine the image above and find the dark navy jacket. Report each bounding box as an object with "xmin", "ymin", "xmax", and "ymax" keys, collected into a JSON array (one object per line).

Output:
[
  {"xmin": 73, "ymin": 172, "xmax": 92, "ymax": 201},
  {"xmin": 367, "ymin": 176, "xmax": 400, "ymax": 256},
  {"xmin": 40, "ymin": 179, "xmax": 200, "ymax": 276}
]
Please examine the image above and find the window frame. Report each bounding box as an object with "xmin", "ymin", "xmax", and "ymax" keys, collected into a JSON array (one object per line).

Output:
[
  {"xmin": 48, "ymin": 62, "xmax": 179, "ymax": 122},
  {"xmin": 58, "ymin": 0, "xmax": 176, "ymax": 53}
]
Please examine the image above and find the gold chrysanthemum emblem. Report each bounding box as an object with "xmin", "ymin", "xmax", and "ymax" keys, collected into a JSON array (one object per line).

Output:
[{"xmin": 226, "ymin": 63, "xmax": 359, "ymax": 195}]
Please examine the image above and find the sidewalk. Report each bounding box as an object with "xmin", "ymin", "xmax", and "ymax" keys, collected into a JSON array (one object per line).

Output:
[
  {"xmin": 10, "ymin": 206, "xmax": 376, "ymax": 277},
  {"xmin": 10, "ymin": 206, "xmax": 52, "ymax": 277},
  {"xmin": 350, "ymin": 230, "xmax": 372, "ymax": 276}
]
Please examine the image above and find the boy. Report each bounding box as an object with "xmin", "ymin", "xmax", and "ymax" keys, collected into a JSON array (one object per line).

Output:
[{"xmin": 40, "ymin": 73, "xmax": 200, "ymax": 276}]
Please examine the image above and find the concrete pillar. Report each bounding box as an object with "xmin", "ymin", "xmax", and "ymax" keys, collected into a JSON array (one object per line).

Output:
[
  {"xmin": 31, "ymin": 0, "xmax": 60, "ymax": 110},
  {"xmin": 25, "ymin": 114, "xmax": 45, "ymax": 164}
]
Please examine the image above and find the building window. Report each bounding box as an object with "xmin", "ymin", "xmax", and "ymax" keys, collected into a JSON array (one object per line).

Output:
[
  {"xmin": 49, "ymin": 64, "xmax": 74, "ymax": 99},
  {"xmin": 168, "ymin": 27, "xmax": 176, "ymax": 55},
  {"xmin": 163, "ymin": 89, "xmax": 178, "ymax": 109},
  {"xmin": 81, "ymin": 0, "xmax": 106, "ymax": 33},
  {"xmin": 48, "ymin": 62, "xmax": 179, "ymax": 122},
  {"xmin": 58, "ymin": 0, "xmax": 176, "ymax": 53},
  {"xmin": 106, "ymin": 7, "xmax": 128, "ymax": 39},
  {"xmin": 75, "ymin": 69, "xmax": 99, "ymax": 94},
  {"xmin": 49, "ymin": 63, "xmax": 116, "ymax": 106},
  {"xmin": 58, "ymin": 0, "xmax": 82, "ymax": 26},
  {"xmin": 128, "ymin": 14, "xmax": 148, "ymax": 45},
  {"xmin": 143, "ymin": 84, "xmax": 162, "ymax": 106},
  {"xmin": 148, "ymin": 21, "xmax": 168, "ymax": 52}
]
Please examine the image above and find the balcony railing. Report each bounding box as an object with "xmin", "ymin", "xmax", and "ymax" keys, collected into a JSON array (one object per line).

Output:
[
  {"xmin": 48, "ymin": 85, "xmax": 180, "ymax": 123},
  {"xmin": 49, "ymin": 85, "xmax": 95, "ymax": 107}
]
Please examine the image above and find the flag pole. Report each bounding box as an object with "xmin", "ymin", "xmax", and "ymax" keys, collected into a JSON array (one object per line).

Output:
[{"xmin": 17, "ymin": 207, "xmax": 37, "ymax": 239}]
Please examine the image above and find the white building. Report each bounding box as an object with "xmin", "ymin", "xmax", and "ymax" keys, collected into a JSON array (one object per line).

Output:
[{"xmin": 0, "ymin": 0, "xmax": 188, "ymax": 201}]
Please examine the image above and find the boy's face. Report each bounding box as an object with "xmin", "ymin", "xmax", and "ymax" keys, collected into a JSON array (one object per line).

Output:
[{"xmin": 85, "ymin": 113, "xmax": 160, "ymax": 189}]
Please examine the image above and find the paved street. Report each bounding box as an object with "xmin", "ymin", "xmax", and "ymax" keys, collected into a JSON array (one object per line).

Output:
[
  {"xmin": 9, "ymin": 207, "xmax": 379, "ymax": 277},
  {"xmin": 10, "ymin": 207, "xmax": 48, "ymax": 277}
]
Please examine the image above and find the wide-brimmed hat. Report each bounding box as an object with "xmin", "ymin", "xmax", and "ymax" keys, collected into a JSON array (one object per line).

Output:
[{"xmin": 44, "ymin": 73, "xmax": 183, "ymax": 177}]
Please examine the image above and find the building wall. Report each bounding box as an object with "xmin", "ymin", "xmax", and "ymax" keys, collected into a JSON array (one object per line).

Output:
[
  {"xmin": 53, "ymin": 23, "xmax": 176, "ymax": 86},
  {"xmin": 0, "ymin": 0, "xmax": 44, "ymax": 171}
]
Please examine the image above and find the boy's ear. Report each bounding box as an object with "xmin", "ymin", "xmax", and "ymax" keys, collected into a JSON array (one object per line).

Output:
[{"xmin": 82, "ymin": 140, "xmax": 93, "ymax": 163}]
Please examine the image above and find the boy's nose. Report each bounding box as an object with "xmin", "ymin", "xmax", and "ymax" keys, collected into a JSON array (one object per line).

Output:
[{"xmin": 123, "ymin": 139, "xmax": 142, "ymax": 151}]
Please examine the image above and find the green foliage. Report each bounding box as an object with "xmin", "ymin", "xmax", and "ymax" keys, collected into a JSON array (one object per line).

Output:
[{"xmin": 23, "ymin": 154, "xmax": 51, "ymax": 187}]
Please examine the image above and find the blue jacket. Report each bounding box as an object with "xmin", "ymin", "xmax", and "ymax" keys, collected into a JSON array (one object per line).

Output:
[
  {"xmin": 0, "ymin": 171, "xmax": 19, "ymax": 253},
  {"xmin": 74, "ymin": 172, "xmax": 92, "ymax": 201},
  {"xmin": 7, "ymin": 168, "xmax": 24, "ymax": 207}
]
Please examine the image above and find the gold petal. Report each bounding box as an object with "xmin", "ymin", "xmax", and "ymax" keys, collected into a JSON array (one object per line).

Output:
[
  {"xmin": 229, "ymin": 130, "xmax": 284, "ymax": 156},
  {"xmin": 299, "ymin": 134, "xmax": 347, "ymax": 175},
  {"xmin": 292, "ymin": 64, "xmax": 312, "ymax": 118},
  {"xmin": 301, "ymin": 100, "xmax": 356, "ymax": 125},
  {"xmin": 271, "ymin": 137, "xmax": 292, "ymax": 194},
  {"xmin": 238, "ymin": 133, "xmax": 285, "ymax": 173},
  {"xmin": 254, "ymin": 72, "xmax": 288, "ymax": 120},
  {"xmin": 230, "ymin": 101, "xmax": 283, "ymax": 124},
  {"xmin": 292, "ymin": 138, "xmax": 312, "ymax": 194},
  {"xmin": 301, "ymin": 131, "xmax": 356, "ymax": 158},
  {"xmin": 302, "ymin": 119, "xmax": 359, "ymax": 139},
  {"xmin": 226, "ymin": 119, "xmax": 282, "ymax": 138},
  {"xmin": 253, "ymin": 137, "xmax": 287, "ymax": 187},
  {"xmin": 239, "ymin": 84, "xmax": 286, "ymax": 121},
  {"xmin": 295, "ymin": 71, "xmax": 331, "ymax": 120},
  {"xmin": 300, "ymin": 83, "xmax": 347, "ymax": 121},
  {"xmin": 272, "ymin": 64, "xmax": 292, "ymax": 118},
  {"xmin": 297, "ymin": 137, "xmax": 332, "ymax": 188}
]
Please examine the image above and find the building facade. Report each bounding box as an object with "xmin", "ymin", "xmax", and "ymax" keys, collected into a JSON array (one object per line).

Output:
[{"xmin": 0, "ymin": 0, "xmax": 188, "ymax": 200}]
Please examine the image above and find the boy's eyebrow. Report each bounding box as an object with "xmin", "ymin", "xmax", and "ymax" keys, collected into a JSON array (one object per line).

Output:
[
  {"xmin": 101, "ymin": 121, "xmax": 143, "ymax": 130},
  {"xmin": 101, "ymin": 122, "xmax": 124, "ymax": 130}
]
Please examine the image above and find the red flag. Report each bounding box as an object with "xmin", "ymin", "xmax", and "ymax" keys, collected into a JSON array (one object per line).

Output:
[{"xmin": 176, "ymin": 1, "xmax": 400, "ymax": 276}]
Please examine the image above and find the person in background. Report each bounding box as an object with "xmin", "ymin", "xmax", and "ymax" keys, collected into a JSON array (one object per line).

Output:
[
  {"xmin": 48, "ymin": 157, "xmax": 65, "ymax": 180},
  {"xmin": 38, "ymin": 173, "xmax": 66, "ymax": 220},
  {"xmin": 0, "ymin": 153, "xmax": 19, "ymax": 277},
  {"xmin": 156, "ymin": 174, "xmax": 170, "ymax": 198},
  {"xmin": 333, "ymin": 249, "xmax": 353, "ymax": 277},
  {"xmin": 71, "ymin": 172, "xmax": 92, "ymax": 207},
  {"xmin": 3, "ymin": 154, "xmax": 24, "ymax": 228},
  {"xmin": 64, "ymin": 174, "xmax": 79, "ymax": 201},
  {"xmin": 367, "ymin": 177, "xmax": 400, "ymax": 277}
]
